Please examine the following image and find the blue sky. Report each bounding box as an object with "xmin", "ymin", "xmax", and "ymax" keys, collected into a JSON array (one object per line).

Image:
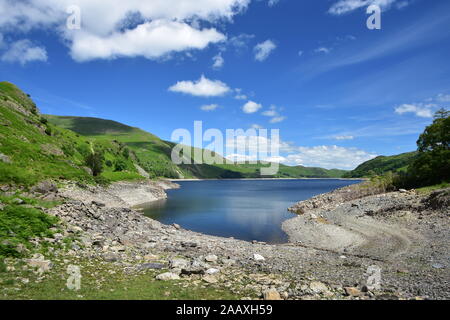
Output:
[{"xmin": 0, "ymin": 0, "xmax": 449, "ymax": 169}]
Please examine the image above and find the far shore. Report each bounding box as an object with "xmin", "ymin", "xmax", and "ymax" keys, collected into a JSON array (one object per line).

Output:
[{"xmin": 169, "ymin": 177, "xmax": 366, "ymax": 182}]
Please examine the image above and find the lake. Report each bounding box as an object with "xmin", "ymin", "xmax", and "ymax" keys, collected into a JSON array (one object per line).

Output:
[{"xmin": 142, "ymin": 179, "xmax": 361, "ymax": 244}]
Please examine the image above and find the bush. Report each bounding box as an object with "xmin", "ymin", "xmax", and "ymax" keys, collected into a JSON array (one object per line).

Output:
[
  {"xmin": 122, "ymin": 148, "xmax": 130, "ymax": 159},
  {"xmin": 369, "ymin": 171, "xmax": 397, "ymax": 192},
  {"xmin": 114, "ymin": 159, "xmax": 127, "ymax": 172},
  {"xmin": 84, "ymin": 151, "xmax": 104, "ymax": 176}
]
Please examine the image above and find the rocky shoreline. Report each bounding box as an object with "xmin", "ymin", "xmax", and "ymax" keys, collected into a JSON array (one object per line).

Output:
[{"xmin": 4, "ymin": 180, "xmax": 449, "ymax": 300}]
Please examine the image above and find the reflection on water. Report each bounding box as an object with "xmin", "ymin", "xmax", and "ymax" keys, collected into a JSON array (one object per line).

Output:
[{"xmin": 141, "ymin": 179, "xmax": 361, "ymax": 244}]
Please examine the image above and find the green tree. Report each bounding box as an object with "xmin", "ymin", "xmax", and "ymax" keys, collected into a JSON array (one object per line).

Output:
[
  {"xmin": 84, "ymin": 151, "xmax": 104, "ymax": 176},
  {"xmin": 409, "ymin": 108, "xmax": 449, "ymax": 186}
]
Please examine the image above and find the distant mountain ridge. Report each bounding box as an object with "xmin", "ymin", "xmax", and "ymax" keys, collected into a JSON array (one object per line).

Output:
[{"xmin": 46, "ymin": 115, "xmax": 348, "ymax": 179}]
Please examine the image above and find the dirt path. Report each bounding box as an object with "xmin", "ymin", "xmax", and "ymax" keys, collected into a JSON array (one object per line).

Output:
[{"xmin": 283, "ymin": 192, "xmax": 426, "ymax": 261}]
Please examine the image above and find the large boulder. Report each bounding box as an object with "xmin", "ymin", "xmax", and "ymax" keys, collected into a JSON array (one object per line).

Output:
[
  {"xmin": 263, "ymin": 288, "xmax": 282, "ymax": 300},
  {"xmin": 31, "ymin": 181, "xmax": 58, "ymax": 194}
]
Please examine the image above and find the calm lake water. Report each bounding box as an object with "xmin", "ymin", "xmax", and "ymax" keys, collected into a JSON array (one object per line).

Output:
[{"xmin": 142, "ymin": 179, "xmax": 361, "ymax": 244}]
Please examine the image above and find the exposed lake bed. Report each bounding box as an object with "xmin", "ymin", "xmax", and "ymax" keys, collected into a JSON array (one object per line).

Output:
[{"xmin": 33, "ymin": 179, "xmax": 450, "ymax": 300}]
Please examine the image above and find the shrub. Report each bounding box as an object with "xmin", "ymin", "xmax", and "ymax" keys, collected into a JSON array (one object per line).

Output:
[
  {"xmin": 114, "ymin": 159, "xmax": 127, "ymax": 172},
  {"xmin": 84, "ymin": 151, "xmax": 104, "ymax": 176},
  {"xmin": 122, "ymin": 148, "xmax": 130, "ymax": 159},
  {"xmin": 39, "ymin": 117, "xmax": 48, "ymax": 125}
]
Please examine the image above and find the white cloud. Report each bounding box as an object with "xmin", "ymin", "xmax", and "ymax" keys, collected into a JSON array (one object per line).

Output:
[
  {"xmin": 261, "ymin": 105, "xmax": 286, "ymax": 123},
  {"xmin": 269, "ymin": 116, "xmax": 286, "ymax": 123},
  {"xmin": 254, "ymin": 39, "xmax": 276, "ymax": 61},
  {"xmin": 242, "ymin": 100, "xmax": 262, "ymax": 113},
  {"xmin": 212, "ymin": 52, "xmax": 224, "ymax": 69},
  {"xmin": 261, "ymin": 107, "xmax": 278, "ymax": 117},
  {"xmin": 70, "ymin": 20, "xmax": 225, "ymax": 62},
  {"xmin": 334, "ymin": 135, "xmax": 354, "ymax": 140},
  {"xmin": 395, "ymin": 103, "xmax": 434, "ymax": 118},
  {"xmin": 200, "ymin": 104, "xmax": 220, "ymax": 111},
  {"xmin": 250, "ymin": 124, "xmax": 263, "ymax": 129},
  {"xmin": 396, "ymin": 1, "xmax": 410, "ymax": 9},
  {"xmin": 169, "ymin": 75, "xmax": 230, "ymax": 97},
  {"xmin": 436, "ymin": 93, "xmax": 450, "ymax": 103},
  {"xmin": 298, "ymin": 50, "xmax": 303, "ymax": 57},
  {"xmin": 285, "ymin": 146, "xmax": 377, "ymax": 170},
  {"xmin": 314, "ymin": 47, "xmax": 330, "ymax": 54},
  {"xmin": 235, "ymin": 94, "xmax": 248, "ymax": 100},
  {"xmin": 328, "ymin": 0, "xmax": 401, "ymax": 15},
  {"xmin": 268, "ymin": 0, "xmax": 280, "ymax": 6},
  {"xmin": 1, "ymin": 39, "xmax": 47, "ymax": 65},
  {"xmin": 234, "ymin": 88, "xmax": 248, "ymax": 100},
  {"xmin": 0, "ymin": 0, "xmax": 250, "ymax": 62}
]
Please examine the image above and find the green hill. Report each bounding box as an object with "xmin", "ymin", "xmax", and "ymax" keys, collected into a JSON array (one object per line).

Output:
[
  {"xmin": 0, "ymin": 82, "xmax": 142, "ymax": 186},
  {"xmin": 343, "ymin": 152, "xmax": 418, "ymax": 178}
]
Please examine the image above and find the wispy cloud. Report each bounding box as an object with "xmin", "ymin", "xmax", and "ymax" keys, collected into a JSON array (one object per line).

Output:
[
  {"xmin": 334, "ymin": 135, "xmax": 354, "ymax": 141},
  {"xmin": 328, "ymin": 0, "xmax": 405, "ymax": 15},
  {"xmin": 314, "ymin": 47, "xmax": 330, "ymax": 54},
  {"xmin": 212, "ymin": 53, "xmax": 224, "ymax": 70},
  {"xmin": 254, "ymin": 40, "xmax": 277, "ymax": 62},
  {"xmin": 200, "ymin": 104, "xmax": 220, "ymax": 112},
  {"xmin": 1, "ymin": 39, "xmax": 47, "ymax": 65},
  {"xmin": 395, "ymin": 103, "xmax": 435, "ymax": 118}
]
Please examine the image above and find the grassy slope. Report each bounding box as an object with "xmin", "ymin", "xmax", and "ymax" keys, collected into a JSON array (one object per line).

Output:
[
  {"xmin": 47, "ymin": 115, "xmax": 348, "ymax": 179},
  {"xmin": 0, "ymin": 82, "xmax": 142, "ymax": 186},
  {"xmin": 0, "ymin": 254, "xmax": 242, "ymax": 300},
  {"xmin": 344, "ymin": 152, "xmax": 418, "ymax": 178}
]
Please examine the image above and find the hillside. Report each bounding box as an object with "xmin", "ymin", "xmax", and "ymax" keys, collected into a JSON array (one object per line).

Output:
[
  {"xmin": 47, "ymin": 115, "xmax": 348, "ymax": 179},
  {"xmin": 0, "ymin": 82, "xmax": 143, "ymax": 186},
  {"xmin": 343, "ymin": 151, "xmax": 418, "ymax": 178}
]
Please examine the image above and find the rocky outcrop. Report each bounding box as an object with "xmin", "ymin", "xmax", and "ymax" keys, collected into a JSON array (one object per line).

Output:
[
  {"xmin": 288, "ymin": 182, "xmax": 382, "ymax": 214},
  {"xmin": 59, "ymin": 180, "xmax": 179, "ymax": 208}
]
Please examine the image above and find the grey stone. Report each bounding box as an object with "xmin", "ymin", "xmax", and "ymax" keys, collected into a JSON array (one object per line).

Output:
[
  {"xmin": 169, "ymin": 258, "xmax": 190, "ymax": 269},
  {"xmin": 253, "ymin": 254, "xmax": 265, "ymax": 261},
  {"xmin": 309, "ymin": 281, "xmax": 328, "ymax": 294},
  {"xmin": 137, "ymin": 263, "xmax": 165, "ymax": 270},
  {"xmin": 103, "ymin": 252, "xmax": 119, "ymax": 262},
  {"xmin": 156, "ymin": 272, "xmax": 180, "ymax": 281},
  {"xmin": 31, "ymin": 181, "xmax": 58, "ymax": 194},
  {"xmin": 0, "ymin": 153, "xmax": 11, "ymax": 163},
  {"xmin": 205, "ymin": 254, "xmax": 218, "ymax": 263}
]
